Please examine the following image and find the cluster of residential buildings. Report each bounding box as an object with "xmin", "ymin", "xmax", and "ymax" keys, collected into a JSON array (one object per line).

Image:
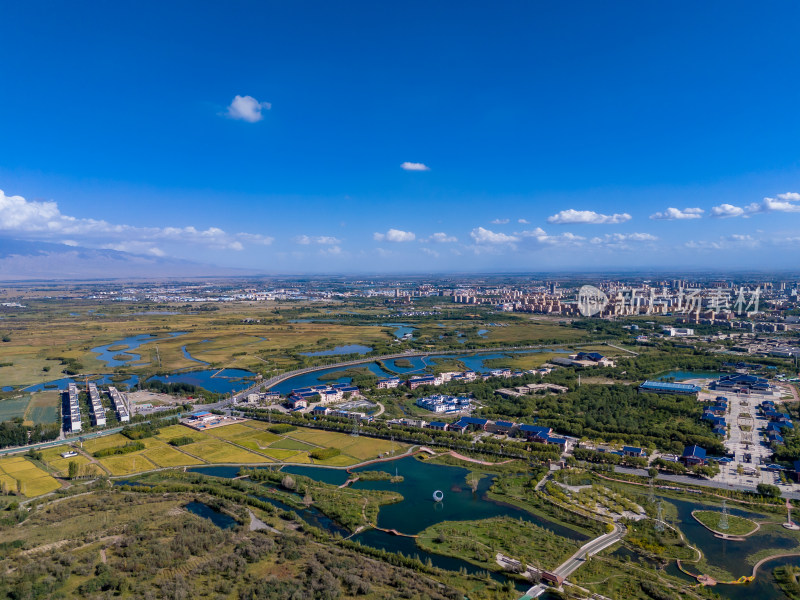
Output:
[
  {"xmin": 761, "ymin": 400, "xmax": 794, "ymax": 446},
  {"xmin": 311, "ymin": 405, "xmax": 372, "ymax": 421},
  {"xmin": 551, "ymin": 352, "xmax": 616, "ymax": 368},
  {"xmin": 396, "ymin": 366, "xmax": 554, "ymax": 391},
  {"xmin": 107, "ymin": 386, "xmax": 130, "ymax": 422},
  {"xmin": 286, "ymin": 383, "xmax": 361, "ymax": 409},
  {"xmin": 701, "ymin": 396, "xmax": 728, "ymax": 436},
  {"xmin": 415, "ymin": 394, "xmax": 473, "ymax": 413},
  {"xmin": 63, "ymin": 383, "xmax": 82, "ymax": 433},
  {"xmin": 87, "ymin": 383, "xmax": 106, "ymax": 427}
]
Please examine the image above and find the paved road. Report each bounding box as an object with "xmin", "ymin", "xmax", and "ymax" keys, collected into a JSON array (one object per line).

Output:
[
  {"xmin": 521, "ymin": 522, "xmax": 626, "ymax": 599},
  {"xmin": 229, "ymin": 340, "xmax": 615, "ymax": 404},
  {"xmin": 613, "ymin": 466, "xmax": 800, "ymax": 500},
  {"xmin": 0, "ymin": 427, "xmax": 125, "ymax": 457}
]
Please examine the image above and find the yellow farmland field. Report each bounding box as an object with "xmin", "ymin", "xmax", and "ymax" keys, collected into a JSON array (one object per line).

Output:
[
  {"xmin": 260, "ymin": 448, "xmax": 303, "ymax": 461},
  {"xmin": 204, "ymin": 423, "xmax": 262, "ymax": 441},
  {"xmin": 0, "ymin": 456, "xmax": 61, "ymax": 497},
  {"xmin": 180, "ymin": 440, "xmax": 272, "ymax": 464},
  {"xmin": 143, "ymin": 444, "xmax": 202, "ymax": 468},
  {"xmin": 81, "ymin": 434, "xmax": 130, "ymax": 454},
  {"xmin": 289, "ymin": 429, "xmax": 406, "ymax": 460},
  {"xmin": 47, "ymin": 455, "xmax": 93, "ymax": 477},
  {"xmin": 97, "ymin": 453, "xmax": 158, "ymax": 476}
]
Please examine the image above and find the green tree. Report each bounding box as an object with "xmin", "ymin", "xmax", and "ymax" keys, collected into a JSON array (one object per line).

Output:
[
  {"xmin": 757, "ymin": 483, "xmax": 781, "ymax": 498},
  {"xmin": 68, "ymin": 460, "xmax": 79, "ymax": 480}
]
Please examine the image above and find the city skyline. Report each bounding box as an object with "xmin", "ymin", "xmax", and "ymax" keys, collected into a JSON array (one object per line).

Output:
[{"xmin": 2, "ymin": 2, "xmax": 800, "ymax": 274}]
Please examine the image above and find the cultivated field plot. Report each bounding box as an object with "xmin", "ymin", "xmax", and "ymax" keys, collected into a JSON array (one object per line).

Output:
[
  {"xmin": 81, "ymin": 433, "xmax": 131, "ymax": 454},
  {"xmin": 25, "ymin": 391, "xmax": 61, "ymax": 424},
  {"xmin": 141, "ymin": 444, "xmax": 202, "ymax": 468},
  {"xmin": 98, "ymin": 453, "xmax": 158, "ymax": 476},
  {"xmin": 39, "ymin": 447, "xmax": 96, "ymax": 477},
  {"xmin": 0, "ymin": 395, "xmax": 31, "ymax": 421},
  {"xmin": 0, "ymin": 456, "xmax": 61, "ymax": 497},
  {"xmin": 179, "ymin": 440, "xmax": 272, "ymax": 464},
  {"xmin": 289, "ymin": 429, "xmax": 407, "ymax": 460},
  {"xmin": 269, "ymin": 437, "xmax": 318, "ymax": 451},
  {"xmin": 259, "ymin": 448, "xmax": 302, "ymax": 461}
]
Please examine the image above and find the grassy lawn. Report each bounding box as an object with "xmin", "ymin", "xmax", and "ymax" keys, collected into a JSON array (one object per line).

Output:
[
  {"xmin": 693, "ymin": 510, "xmax": 758, "ymax": 536},
  {"xmin": 0, "ymin": 455, "xmax": 61, "ymax": 496}
]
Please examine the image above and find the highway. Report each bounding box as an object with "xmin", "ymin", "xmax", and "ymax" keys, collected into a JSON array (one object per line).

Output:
[{"xmin": 520, "ymin": 522, "xmax": 626, "ymax": 599}]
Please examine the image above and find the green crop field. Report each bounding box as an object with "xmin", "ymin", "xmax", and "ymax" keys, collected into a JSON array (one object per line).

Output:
[
  {"xmin": 24, "ymin": 391, "xmax": 61, "ymax": 425},
  {"xmin": 269, "ymin": 437, "xmax": 318, "ymax": 451},
  {"xmin": 0, "ymin": 395, "xmax": 31, "ymax": 421},
  {"xmin": 180, "ymin": 440, "xmax": 272, "ymax": 464}
]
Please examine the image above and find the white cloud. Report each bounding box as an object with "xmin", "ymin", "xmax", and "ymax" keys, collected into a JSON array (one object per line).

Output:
[
  {"xmin": 649, "ymin": 207, "xmax": 704, "ymax": 220},
  {"xmin": 547, "ymin": 209, "xmax": 631, "ymax": 225},
  {"xmin": 518, "ymin": 228, "xmax": 585, "ymax": 246},
  {"xmin": 421, "ymin": 247, "xmax": 440, "ymax": 258},
  {"xmin": 470, "ymin": 227, "xmax": 519, "ymax": 244},
  {"xmin": 591, "ymin": 233, "xmax": 658, "ymax": 243},
  {"xmin": 295, "ymin": 235, "xmax": 341, "ymax": 245},
  {"xmin": 373, "ymin": 228, "xmax": 416, "ymax": 242},
  {"xmin": 518, "ymin": 218, "xmax": 529, "ymax": 224},
  {"xmin": 710, "ymin": 203, "xmax": 746, "ymax": 218},
  {"xmin": 685, "ymin": 234, "xmax": 760, "ymax": 250},
  {"xmin": 490, "ymin": 218, "xmax": 509, "ymax": 225},
  {"xmin": 320, "ymin": 245, "xmax": 343, "ymax": 256},
  {"xmin": 711, "ymin": 193, "xmax": 800, "ymax": 218},
  {"xmin": 226, "ymin": 95, "xmax": 271, "ymax": 122},
  {"xmin": 428, "ymin": 232, "xmax": 458, "ymax": 243},
  {"xmin": 400, "ymin": 162, "xmax": 430, "ymax": 171},
  {"xmin": 745, "ymin": 196, "xmax": 800, "ymax": 215},
  {"xmin": 0, "ymin": 189, "xmax": 273, "ymax": 253}
]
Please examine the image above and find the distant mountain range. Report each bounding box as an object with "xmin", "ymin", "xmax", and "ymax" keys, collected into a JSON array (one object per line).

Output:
[{"xmin": 0, "ymin": 238, "xmax": 247, "ymax": 280}]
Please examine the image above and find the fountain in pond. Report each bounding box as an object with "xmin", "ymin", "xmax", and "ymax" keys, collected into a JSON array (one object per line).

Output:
[{"xmin": 432, "ymin": 490, "xmax": 444, "ymax": 502}]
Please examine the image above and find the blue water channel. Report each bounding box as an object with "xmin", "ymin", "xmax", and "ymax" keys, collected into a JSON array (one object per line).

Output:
[
  {"xmin": 91, "ymin": 332, "xmax": 187, "ymax": 367},
  {"xmin": 300, "ymin": 344, "xmax": 373, "ymax": 357},
  {"xmin": 184, "ymin": 501, "xmax": 238, "ymax": 529},
  {"xmin": 148, "ymin": 368, "xmax": 256, "ymax": 394},
  {"xmin": 181, "ymin": 345, "xmax": 209, "ymax": 365},
  {"xmin": 269, "ymin": 362, "xmax": 393, "ymax": 395},
  {"xmin": 381, "ymin": 323, "xmax": 416, "ymax": 339}
]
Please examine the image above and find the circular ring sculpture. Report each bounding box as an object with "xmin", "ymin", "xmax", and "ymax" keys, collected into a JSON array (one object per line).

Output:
[{"xmin": 432, "ymin": 490, "xmax": 444, "ymax": 502}]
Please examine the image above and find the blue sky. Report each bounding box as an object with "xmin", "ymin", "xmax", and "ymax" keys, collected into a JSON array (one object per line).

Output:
[{"xmin": 1, "ymin": 1, "xmax": 800, "ymax": 273}]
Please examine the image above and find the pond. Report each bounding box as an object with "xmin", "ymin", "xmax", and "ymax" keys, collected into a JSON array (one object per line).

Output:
[
  {"xmin": 269, "ymin": 362, "xmax": 393, "ymax": 395},
  {"xmin": 300, "ymin": 344, "xmax": 373, "ymax": 357},
  {"xmin": 91, "ymin": 332, "xmax": 186, "ymax": 367},
  {"xmin": 381, "ymin": 323, "xmax": 415, "ymax": 339},
  {"xmin": 184, "ymin": 501, "xmax": 238, "ymax": 529},
  {"xmin": 148, "ymin": 369, "xmax": 256, "ymax": 394},
  {"xmin": 660, "ymin": 495, "xmax": 798, "ymax": 599}
]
